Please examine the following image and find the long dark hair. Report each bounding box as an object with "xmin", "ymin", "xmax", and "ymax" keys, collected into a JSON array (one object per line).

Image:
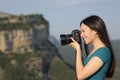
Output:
[{"xmin": 80, "ymin": 15, "xmax": 116, "ymax": 78}]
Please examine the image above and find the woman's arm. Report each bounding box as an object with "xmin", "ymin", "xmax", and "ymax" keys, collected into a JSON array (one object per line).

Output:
[{"xmin": 70, "ymin": 38, "xmax": 103, "ymax": 80}]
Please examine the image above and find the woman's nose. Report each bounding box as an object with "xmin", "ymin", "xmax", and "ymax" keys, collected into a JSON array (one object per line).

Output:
[{"xmin": 80, "ymin": 33, "xmax": 83, "ymax": 38}]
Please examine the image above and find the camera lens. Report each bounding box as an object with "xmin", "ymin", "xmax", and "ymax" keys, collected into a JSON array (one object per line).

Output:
[
  {"xmin": 60, "ymin": 29, "xmax": 81, "ymax": 46},
  {"xmin": 60, "ymin": 34, "xmax": 72, "ymax": 45}
]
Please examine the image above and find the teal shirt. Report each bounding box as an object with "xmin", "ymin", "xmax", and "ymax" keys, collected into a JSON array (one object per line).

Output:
[{"xmin": 83, "ymin": 47, "xmax": 111, "ymax": 80}]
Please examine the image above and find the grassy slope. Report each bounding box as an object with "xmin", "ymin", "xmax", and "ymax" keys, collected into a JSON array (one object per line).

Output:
[{"xmin": 49, "ymin": 57, "xmax": 75, "ymax": 80}]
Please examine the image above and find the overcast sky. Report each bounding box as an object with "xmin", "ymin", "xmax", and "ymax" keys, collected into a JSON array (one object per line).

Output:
[{"xmin": 0, "ymin": 0, "xmax": 120, "ymax": 40}]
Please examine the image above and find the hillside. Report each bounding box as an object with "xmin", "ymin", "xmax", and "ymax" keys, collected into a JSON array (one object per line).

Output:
[
  {"xmin": 0, "ymin": 12, "xmax": 75, "ymax": 80},
  {"xmin": 0, "ymin": 12, "xmax": 14, "ymax": 18}
]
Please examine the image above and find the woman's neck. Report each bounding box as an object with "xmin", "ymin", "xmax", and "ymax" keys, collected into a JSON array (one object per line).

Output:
[
  {"xmin": 92, "ymin": 37, "xmax": 105, "ymax": 50},
  {"xmin": 88, "ymin": 38, "xmax": 105, "ymax": 56}
]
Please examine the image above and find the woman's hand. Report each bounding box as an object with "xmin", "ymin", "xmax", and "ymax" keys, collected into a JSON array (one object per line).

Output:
[{"xmin": 69, "ymin": 37, "xmax": 81, "ymax": 52}]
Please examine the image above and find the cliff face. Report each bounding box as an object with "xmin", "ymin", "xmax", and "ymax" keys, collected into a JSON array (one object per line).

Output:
[
  {"xmin": 0, "ymin": 13, "xmax": 67, "ymax": 80},
  {"xmin": 0, "ymin": 14, "xmax": 49, "ymax": 53}
]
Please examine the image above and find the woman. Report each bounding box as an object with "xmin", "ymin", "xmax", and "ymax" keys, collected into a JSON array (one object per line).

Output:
[{"xmin": 70, "ymin": 15, "xmax": 115, "ymax": 80}]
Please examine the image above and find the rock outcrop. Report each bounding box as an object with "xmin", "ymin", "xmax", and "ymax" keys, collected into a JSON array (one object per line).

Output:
[
  {"xmin": 0, "ymin": 13, "xmax": 64, "ymax": 80},
  {"xmin": 0, "ymin": 14, "xmax": 50, "ymax": 53}
]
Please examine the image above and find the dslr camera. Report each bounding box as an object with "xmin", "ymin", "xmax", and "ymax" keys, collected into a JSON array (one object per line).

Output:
[{"xmin": 60, "ymin": 29, "xmax": 81, "ymax": 45}]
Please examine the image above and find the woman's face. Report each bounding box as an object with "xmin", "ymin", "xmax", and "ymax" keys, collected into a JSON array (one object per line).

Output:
[{"xmin": 80, "ymin": 23, "xmax": 97, "ymax": 44}]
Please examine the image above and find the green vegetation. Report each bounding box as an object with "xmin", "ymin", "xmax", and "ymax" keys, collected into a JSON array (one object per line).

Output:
[
  {"xmin": 57, "ymin": 45, "xmax": 75, "ymax": 66},
  {"xmin": 49, "ymin": 57, "xmax": 75, "ymax": 80},
  {"xmin": 0, "ymin": 14, "xmax": 48, "ymax": 31},
  {"xmin": 0, "ymin": 50, "xmax": 75, "ymax": 80},
  {"xmin": 0, "ymin": 23, "xmax": 33, "ymax": 31},
  {"xmin": 0, "ymin": 21, "xmax": 48, "ymax": 31},
  {"xmin": 0, "ymin": 51, "xmax": 46, "ymax": 80},
  {"xmin": 0, "ymin": 12, "xmax": 15, "ymax": 18}
]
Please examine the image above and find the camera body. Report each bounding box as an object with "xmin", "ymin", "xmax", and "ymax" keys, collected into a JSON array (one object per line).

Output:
[{"xmin": 60, "ymin": 29, "xmax": 81, "ymax": 45}]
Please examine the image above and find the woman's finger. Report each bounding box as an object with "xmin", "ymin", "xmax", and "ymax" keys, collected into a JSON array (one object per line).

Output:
[{"xmin": 71, "ymin": 37, "xmax": 76, "ymax": 42}]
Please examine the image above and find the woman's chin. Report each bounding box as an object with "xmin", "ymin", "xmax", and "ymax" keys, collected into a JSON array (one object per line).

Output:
[{"xmin": 84, "ymin": 40, "xmax": 89, "ymax": 44}]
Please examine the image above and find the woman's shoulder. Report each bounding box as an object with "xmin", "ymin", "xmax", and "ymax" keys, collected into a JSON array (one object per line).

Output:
[
  {"xmin": 94, "ymin": 47, "xmax": 111, "ymax": 62},
  {"xmin": 96, "ymin": 47, "xmax": 111, "ymax": 54}
]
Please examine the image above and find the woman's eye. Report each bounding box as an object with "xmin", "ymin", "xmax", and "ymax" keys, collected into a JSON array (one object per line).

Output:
[{"xmin": 82, "ymin": 30, "xmax": 85, "ymax": 32}]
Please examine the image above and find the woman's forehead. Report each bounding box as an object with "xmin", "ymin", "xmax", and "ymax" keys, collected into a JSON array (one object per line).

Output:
[{"xmin": 80, "ymin": 23, "xmax": 89, "ymax": 30}]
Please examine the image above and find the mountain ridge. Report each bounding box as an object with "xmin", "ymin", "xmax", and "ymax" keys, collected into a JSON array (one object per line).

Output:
[{"xmin": 0, "ymin": 12, "xmax": 75, "ymax": 80}]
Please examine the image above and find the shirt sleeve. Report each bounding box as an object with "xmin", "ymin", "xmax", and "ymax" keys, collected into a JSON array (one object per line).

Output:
[{"xmin": 94, "ymin": 48, "xmax": 111, "ymax": 63}]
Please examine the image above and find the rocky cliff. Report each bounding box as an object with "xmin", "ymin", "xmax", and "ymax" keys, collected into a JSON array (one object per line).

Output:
[
  {"xmin": 0, "ymin": 13, "xmax": 70, "ymax": 80},
  {"xmin": 0, "ymin": 14, "xmax": 50, "ymax": 53}
]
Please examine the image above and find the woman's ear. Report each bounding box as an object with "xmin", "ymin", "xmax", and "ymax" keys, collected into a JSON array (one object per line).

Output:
[
  {"xmin": 95, "ymin": 31, "xmax": 99, "ymax": 38},
  {"xmin": 93, "ymin": 30, "xmax": 97, "ymax": 34},
  {"xmin": 95, "ymin": 31, "xmax": 98, "ymax": 34}
]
